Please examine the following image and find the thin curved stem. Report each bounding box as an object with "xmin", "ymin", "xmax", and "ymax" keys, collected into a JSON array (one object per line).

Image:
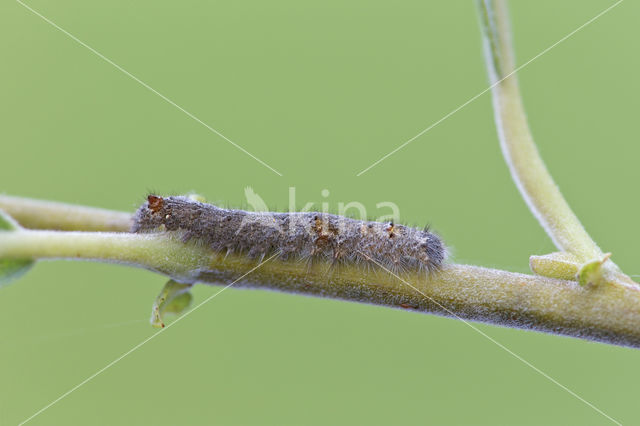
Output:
[{"xmin": 478, "ymin": 0, "xmax": 603, "ymax": 262}]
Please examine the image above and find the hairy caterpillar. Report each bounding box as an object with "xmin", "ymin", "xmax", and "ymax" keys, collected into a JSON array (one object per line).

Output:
[{"xmin": 132, "ymin": 195, "xmax": 447, "ymax": 274}]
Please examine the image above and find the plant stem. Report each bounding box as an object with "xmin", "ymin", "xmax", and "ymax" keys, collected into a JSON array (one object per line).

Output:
[
  {"xmin": 2, "ymin": 227, "xmax": 640, "ymax": 348},
  {"xmin": 478, "ymin": 0, "xmax": 603, "ymax": 262},
  {"xmin": 0, "ymin": 230, "xmax": 213, "ymax": 282},
  {"xmin": 0, "ymin": 195, "xmax": 132, "ymax": 232}
]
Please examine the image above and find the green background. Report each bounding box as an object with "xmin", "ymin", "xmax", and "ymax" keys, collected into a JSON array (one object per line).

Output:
[{"xmin": 1, "ymin": 0, "xmax": 639, "ymax": 424}]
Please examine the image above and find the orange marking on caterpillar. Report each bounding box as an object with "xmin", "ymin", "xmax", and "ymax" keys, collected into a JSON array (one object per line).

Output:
[{"xmin": 147, "ymin": 195, "xmax": 164, "ymax": 213}]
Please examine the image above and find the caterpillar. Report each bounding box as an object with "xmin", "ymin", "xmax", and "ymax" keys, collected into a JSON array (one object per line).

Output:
[{"xmin": 132, "ymin": 195, "xmax": 447, "ymax": 274}]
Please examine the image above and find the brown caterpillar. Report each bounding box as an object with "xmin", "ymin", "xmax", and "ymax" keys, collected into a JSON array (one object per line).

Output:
[{"xmin": 132, "ymin": 195, "xmax": 447, "ymax": 274}]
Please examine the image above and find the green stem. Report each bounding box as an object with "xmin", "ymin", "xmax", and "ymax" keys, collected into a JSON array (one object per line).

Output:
[
  {"xmin": 477, "ymin": 0, "xmax": 603, "ymax": 262},
  {"xmin": 0, "ymin": 230, "xmax": 213, "ymax": 283},
  {"xmin": 2, "ymin": 227, "xmax": 640, "ymax": 348},
  {"xmin": 0, "ymin": 195, "xmax": 132, "ymax": 232}
]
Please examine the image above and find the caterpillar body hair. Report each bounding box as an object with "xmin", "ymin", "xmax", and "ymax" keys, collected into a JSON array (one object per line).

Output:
[{"xmin": 132, "ymin": 195, "xmax": 447, "ymax": 274}]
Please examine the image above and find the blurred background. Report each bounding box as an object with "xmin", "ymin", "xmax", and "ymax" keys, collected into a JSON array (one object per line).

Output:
[{"xmin": 1, "ymin": 0, "xmax": 638, "ymax": 424}]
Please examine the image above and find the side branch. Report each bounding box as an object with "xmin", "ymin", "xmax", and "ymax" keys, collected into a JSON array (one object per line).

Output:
[
  {"xmin": 0, "ymin": 195, "xmax": 132, "ymax": 232},
  {"xmin": 477, "ymin": 0, "xmax": 602, "ymax": 262}
]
